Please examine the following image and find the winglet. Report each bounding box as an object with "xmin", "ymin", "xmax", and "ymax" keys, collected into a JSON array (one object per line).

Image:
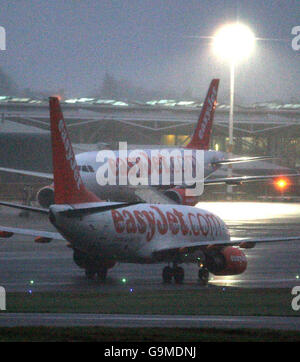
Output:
[
  {"xmin": 49, "ymin": 97, "xmax": 100, "ymax": 204},
  {"xmin": 185, "ymin": 79, "xmax": 219, "ymax": 150}
]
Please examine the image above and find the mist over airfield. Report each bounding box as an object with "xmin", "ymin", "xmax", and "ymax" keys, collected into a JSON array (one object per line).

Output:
[{"xmin": 0, "ymin": 0, "xmax": 299, "ymax": 104}]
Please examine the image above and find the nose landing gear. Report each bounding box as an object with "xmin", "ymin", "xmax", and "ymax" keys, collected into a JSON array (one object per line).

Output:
[
  {"xmin": 162, "ymin": 264, "xmax": 184, "ymax": 284},
  {"xmin": 85, "ymin": 267, "xmax": 108, "ymax": 282}
]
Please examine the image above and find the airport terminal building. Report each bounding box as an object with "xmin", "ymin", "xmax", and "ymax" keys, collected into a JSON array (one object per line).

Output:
[{"xmin": 0, "ymin": 97, "xmax": 300, "ymax": 199}]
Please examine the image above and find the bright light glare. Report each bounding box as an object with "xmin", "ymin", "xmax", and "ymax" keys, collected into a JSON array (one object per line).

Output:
[
  {"xmin": 275, "ymin": 178, "xmax": 289, "ymax": 190},
  {"xmin": 196, "ymin": 202, "xmax": 299, "ymax": 221},
  {"xmin": 212, "ymin": 23, "xmax": 255, "ymax": 63}
]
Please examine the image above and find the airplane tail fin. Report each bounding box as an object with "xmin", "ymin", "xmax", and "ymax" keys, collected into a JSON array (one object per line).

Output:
[
  {"xmin": 49, "ymin": 97, "xmax": 101, "ymax": 204},
  {"xmin": 185, "ymin": 79, "xmax": 219, "ymax": 150}
]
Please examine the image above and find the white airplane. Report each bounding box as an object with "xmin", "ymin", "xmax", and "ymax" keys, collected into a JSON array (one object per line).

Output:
[
  {"xmin": 0, "ymin": 97, "xmax": 299, "ymax": 284},
  {"xmin": 0, "ymin": 79, "xmax": 295, "ymax": 207}
]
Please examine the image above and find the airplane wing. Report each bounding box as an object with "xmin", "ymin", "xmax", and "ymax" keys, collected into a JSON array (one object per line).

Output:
[
  {"xmin": 1, "ymin": 166, "xmax": 299, "ymax": 204},
  {"xmin": 0, "ymin": 165, "xmax": 298, "ymax": 187},
  {"xmin": 133, "ymin": 186, "xmax": 177, "ymax": 204},
  {"xmin": 0, "ymin": 166, "xmax": 176, "ymax": 205},
  {"xmin": 204, "ymin": 173, "xmax": 300, "ymax": 186},
  {"xmin": 151, "ymin": 235, "xmax": 300, "ymax": 258},
  {"xmin": 0, "ymin": 225, "xmax": 65, "ymax": 241},
  {"xmin": 0, "ymin": 201, "xmax": 49, "ymax": 214},
  {"xmin": 0, "ymin": 167, "xmax": 53, "ymax": 180},
  {"xmin": 212, "ymin": 156, "xmax": 273, "ymax": 166},
  {"xmin": 129, "ymin": 173, "xmax": 300, "ymax": 204}
]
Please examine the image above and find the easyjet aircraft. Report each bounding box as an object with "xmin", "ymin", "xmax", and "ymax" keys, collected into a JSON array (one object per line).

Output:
[
  {"xmin": 0, "ymin": 97, "xmax": 299, "ymax": 285},
  {"xmin": 0, "ymin": 79, "xmax": 283, "ymax": 207}
]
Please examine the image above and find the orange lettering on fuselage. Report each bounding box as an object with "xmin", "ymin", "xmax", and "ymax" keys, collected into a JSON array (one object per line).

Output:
[
  {"xmin": 197, "ymin": 213, "xmax": 210, "ymax": 236},
  {"xmin": 188, "ymin": 213, "xmax": 200, "ymax": 236},
  {"xmin": 133, "ymin": 210, "xmax": 147, "ymax": 234},
  {"xmin": 150, "ymin": 206, "xmax": 168, "ymax": 235},
  {"xmin": 111, "ymin": 209, "xmax": 125, "ymax": 233},
  {"xmin": 122, "ymin": 210, "xmax": 137, "ymax": 233},
  {"xmin": 110, "ymin": 207, "xmax": 222, "ymax": 242},
  {"xmin": 173, "ymin": 209, "xmax": 189, "ymax": 235},
  {"xmin": 142, "ymin": 210, "xmax": 156, "ymax": 242},
  {"xmin": 166, "ymin": 211, "xmax": 180, "ymax": 235}
]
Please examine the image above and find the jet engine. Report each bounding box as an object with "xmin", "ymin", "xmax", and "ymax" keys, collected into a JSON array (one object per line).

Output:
[
  {"xmin": 164, "ymin": 188, "xmax": 198, "ymax": 206},
  {"xmin": 37, "ymin": 185, "xmax": 54, "ymax": 208},
  {"xmin": 205, "ymin": 246, "xmax": 247, "ymax": 276}
]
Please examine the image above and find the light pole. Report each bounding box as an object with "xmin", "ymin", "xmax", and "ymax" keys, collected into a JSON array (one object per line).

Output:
[{"xmin": 212, "ymin": 23, "xmax": 255, "ymax": 198}]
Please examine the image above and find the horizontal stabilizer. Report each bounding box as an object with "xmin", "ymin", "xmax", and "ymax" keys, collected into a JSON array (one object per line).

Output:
[
  {"xmin": 204, "ymin": 173, "xmax": 300, "ymax": 186},
  {"xmin": 0, "ymin": 225, "xmax": 64, "ymax": 241},
  {"xmin": 59, "ymin": 201, "xmax": 143, "ymax": 217},
  {"xmin": 0, "ymin": 201, "xmax": 49, "ymax": 214},
  {"xmin": 212, "ymin": 156, "xmax": 273, "ymax": 166},
  {"xmin": 0, "ymin": 167, "xmax": 53, "ymax": 180}
]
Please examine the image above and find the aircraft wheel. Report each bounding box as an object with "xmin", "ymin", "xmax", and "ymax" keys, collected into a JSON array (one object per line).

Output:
[
  {"xmin": 198, "ymin": 267, "xmax": 209, "ymax": 286},
  {"xmin": 97, "ymin": 268, "xmax": 108, "ymax": 282},
  {"xmin": 162, "ymin": 266, "xmax": 173, "ymax": 284},
  {"xmin": 173, "ymin": 266, "xmax": 184, "ymax": 284},
  {"xmin": 85, "ymin": 269, "xmax": 96, "ymax": 280}
]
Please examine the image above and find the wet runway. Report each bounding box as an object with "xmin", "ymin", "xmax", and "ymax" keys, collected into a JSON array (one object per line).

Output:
[{"xmin": 0, "ymin": 202, "xmax": 300, "ymax": 293}]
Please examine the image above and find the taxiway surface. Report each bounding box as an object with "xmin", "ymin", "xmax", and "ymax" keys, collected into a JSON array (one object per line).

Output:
[
  {"xmin": 0, "ymin": 202, "xmax": 300, "ymax": 292},
  {"xmin": 1, "ymin": 313, "xmax": 300, "ymax": 330}
]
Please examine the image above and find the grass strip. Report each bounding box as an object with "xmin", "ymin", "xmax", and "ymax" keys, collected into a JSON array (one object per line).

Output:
[{"xmin": 3, "ymin": 287, "xmax": 300, "ymax": 316}]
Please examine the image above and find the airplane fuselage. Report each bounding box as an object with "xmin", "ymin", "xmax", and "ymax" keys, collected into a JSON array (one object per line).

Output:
[
  {"xmin": 76, "ymin": 148, "xmax": 226, "ymax": 201},
  {"xmin": 50, "ymin": 202, "xmax": 230, "ymax": 264}
]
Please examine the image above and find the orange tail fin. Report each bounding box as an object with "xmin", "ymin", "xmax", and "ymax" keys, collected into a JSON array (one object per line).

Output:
[
  {"xmin": 185, "ymin": 79, "xmax": 219, "ymax": 150},
  {"xmin": 49, "ymin": 97, "xmax": 100, "ymax": 204}
]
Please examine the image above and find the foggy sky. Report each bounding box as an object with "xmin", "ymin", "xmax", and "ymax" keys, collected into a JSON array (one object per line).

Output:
[{"xmin": 0, "ymin": 0, "xmax": 299, "ymax": 103}]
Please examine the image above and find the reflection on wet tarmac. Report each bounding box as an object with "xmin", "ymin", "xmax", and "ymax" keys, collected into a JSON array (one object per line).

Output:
[{"xmin": 1, "ymin": 202, "xmax": 300, "ymax": 291}]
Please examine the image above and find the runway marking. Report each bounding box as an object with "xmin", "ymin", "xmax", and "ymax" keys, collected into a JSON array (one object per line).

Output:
[{"xmin": 1, "ymin": 313, "xmax": 300, "ymax": 330}]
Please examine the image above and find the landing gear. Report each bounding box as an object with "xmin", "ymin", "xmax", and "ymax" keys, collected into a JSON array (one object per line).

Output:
[
  {"xmin": 198, "ymin": 267, "xmax": 209, "ymax": 286},
  {"xmin": 162, "ymin": 265, "xmax": 185, "ymax": 284},
  {"xmin": 96, "ymin": 267, "xmax": 108, "ymax": 282},
  {"xmin": 85, "ymin": 267, "xmax": 108, "ymax": 282},
  {"xmin": 85, "ymin": 269, "xmax": 96, "ymax": 280},
  {"xmin": 161, "ymin": 263, "xmax": 209, "ymax": 285},
  {"xmin": 173, "ymin": 266, "xmax": 184, "ymax": 284},
  {"xmin": 74, "ymin": 249, "xmax": 109, "ymax": 282},
  {"xmin": 162, "ymin": 266, "xmax": 173, "ymax": 284}
]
